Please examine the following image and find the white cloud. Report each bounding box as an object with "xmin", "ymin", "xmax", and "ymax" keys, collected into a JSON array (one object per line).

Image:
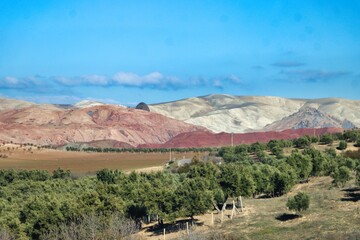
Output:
[
  {"xmin": 54, "ymin": 76, "xmax": 75, "ymax": 86},
  {"xmin": 212, "ymin": 79, "xmax": 223, "ymax": 88},
  {"xmin": 81, "ymin": 75, "xmax": 110, "ymax": 86},
  {"xmin": 212, "ymin": 75, "xmax": 243, "ymax": 88},
  {"xmin": 227, "ymin": 74, "xmax": 242, "ymax": 84},
  {"xmin": 3, "ymin": 76, "xmax": 20, "ymax": 85},
  {"xmin": 1, "ymin": 72, "xmax": 244, "ymax": 90},
  {"xmin": 113, "ymin": 72, "xmax": 167, "ymax": 87}
]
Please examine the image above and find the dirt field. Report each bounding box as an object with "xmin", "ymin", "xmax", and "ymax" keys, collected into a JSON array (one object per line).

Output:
[{"xmin": 0, "ymin": 144, "xmax": 206, "ymax": 174}]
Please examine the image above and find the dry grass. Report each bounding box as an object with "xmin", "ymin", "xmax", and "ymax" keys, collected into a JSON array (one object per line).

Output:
[
  {"xmin": 0, "ymin": 144, "xmax": 206, "ymax": 173},
  {"xmin": 138, "ymin": 176, "xmax": 360, "ymax": 239},
  {"xmin": 220, "ymin": 176, "xmax": 360, "ymax": 240}
]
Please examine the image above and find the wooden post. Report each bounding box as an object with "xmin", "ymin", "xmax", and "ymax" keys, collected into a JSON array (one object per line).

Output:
[
  {"xmin": 163, "ymin": 228, "xmax": 166, "ymax": 240},
  {"xmin": 211, "ymin": 212, "xmax": 214, "ymax": 225},
  {"xmin": 221, "ymin": 201, "xmax": 227, "ymax": 211},
  {"xmin": 187, "ymin": 222, "xmax": 189, "ymax": 234},
  {"xmin": 240, "ymin": 196, "xmax": 244, "ymax": 212},
  {"xmin": 231, "ymin": 200, "xmax": 235, "ymax": 219},
  {"xmin": 169, "ymin": 148, "xmax": 172, "ymax": 161},
  {"xmin": 213, "ymin": 202, "xmax": 221, "ymax": 213},
  {"xmin": 221, "ymin": 210, "xmax": 224, "ymax": 223}
]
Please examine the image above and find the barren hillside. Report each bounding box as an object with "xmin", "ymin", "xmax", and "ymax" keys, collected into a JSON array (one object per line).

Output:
[
  {"xmin": 150, "ymin": 94, "xmax": 360, "ymax": 133},
  {"xmin": 0, "ymin": 105, "xmax": 204, "ymax": 146},
  {"xmin": 264, "ymin": 107, "xmax": 356, "ymax": 131}
]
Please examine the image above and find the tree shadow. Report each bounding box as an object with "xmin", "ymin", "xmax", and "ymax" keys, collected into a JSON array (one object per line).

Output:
[
  {"xmin": 341, "ymin": 187, "xmax": 360, "ymax": 202},
  {"xmin": 275, "ymin": 213, "xmax": 301, "ymax": 222},
  {"xmin": 256, "ymin": 194, "xmax": 273, "ymax": 199},
  {"xmin": 144, "ymin": 218, "xmax": 204, "ymax": 236}
]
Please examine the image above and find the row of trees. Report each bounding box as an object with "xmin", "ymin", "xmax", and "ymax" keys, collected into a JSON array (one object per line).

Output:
[{"xmin": 65, "ymin": 146, "xmax": 214, "ymax": 153}]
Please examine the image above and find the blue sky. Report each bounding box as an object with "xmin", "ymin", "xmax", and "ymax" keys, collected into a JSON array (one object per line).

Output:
[{"xmin": 0, "ymin": 0, "xmax": 359, "ymax": 105}]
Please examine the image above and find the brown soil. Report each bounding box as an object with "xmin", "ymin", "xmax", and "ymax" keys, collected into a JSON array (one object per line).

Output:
[{"xmin": 0, "ymin": 144, "xmax": 206, "ymax": 174}]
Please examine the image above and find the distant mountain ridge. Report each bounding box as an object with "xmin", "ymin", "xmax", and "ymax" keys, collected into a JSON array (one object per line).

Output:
[{"xmin": 149, "ymin": 94, "xmax": 360, "ymax": 133}]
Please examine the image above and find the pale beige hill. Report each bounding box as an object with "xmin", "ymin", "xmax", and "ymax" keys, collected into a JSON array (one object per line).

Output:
[
  {"xmin": 74, "ymin": 100, "xmax": 107, "ymax": 108},
  {"xmin": 150, "ymin": 94, "xmax": 360, "ymax": 133},
  {"xmin": 0, "ymin": 97, "xmax": 35, "ymax": 111}
]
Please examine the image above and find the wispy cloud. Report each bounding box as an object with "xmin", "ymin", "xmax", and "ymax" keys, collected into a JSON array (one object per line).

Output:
[
  {"xmin": 0, "ymin": 75, "xmax": 58, "ymax": 93},
  {"xmin": 212, "ymin": 74, "xmax": 244, "ymax": 89},
  {"xmin": 54, "ymin": 75, "xmax": 111, "ymax": 86},
  {"xmin": 112, "ymin": 72, "xmax": 182, "ymax": 89},
  {"xmin": 272, "ymin": 61, "xmax": 305, "ymax": 67},
  {"xmin": 0, "ymin": 76, "xmax": 32, "ymax": 89},
  {"xmin": 252, "ymin": 65, "xmax": 264, "ymax": 70},
  {"xmin": 280, "ymin": 69, "xmax": 350, "ymax": 82},
  {"xmin": 1, "ymin": 72, "xmax": 243, "ymax": 90}
]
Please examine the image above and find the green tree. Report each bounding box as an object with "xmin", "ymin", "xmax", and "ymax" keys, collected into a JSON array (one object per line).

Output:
[
  {"xmin": 325, "ymin": 147, "xmax": 337, "ymax": 157},
  {"xmin": 286, "ymin": 152, "xmax": 313, "ymax": 179},
  {"xmin": 176, "ymin": 178, "xmax": 213, "ymax": 220},
  {"xmin": 320, "ymin": 134, "xmax": 334, "ymax": 145},
  {"xmin": 343, "ymin": 130, "xmax": 360, "ymax": 142},
  {"xmin": 303, "ymin": 147, "xmax": 325, "ymax": 176},
  {"xmin": 252, "ymin": 165, "xmax": 278, "ymax": 197},
  {"xmin": 271, "ymin": 146, "xmax": 284, "ymax": 159},
  {"xmin": 249, "ymin": 142, "xmax": 267, "ymax": 153},
  {"xmin": 52, "ymin": 168, "xmax": 71, "ymax": 179},
  {"xmin": 273, "ymin": 163, "xmax": 297, "ymax": 196},
  {"xmin": 331, "ymin": 166, "xmax": 352, "ymax": 187},
  {"xmin": 355, "ymin": 137, "xmax": 360, "ymax": 147},
  {"xmin": 287, "ymin": 192, "xmax": 310, "ymax": 214},
  {"xmin": 219, "ymin": 164, "xmax": 255, "ymax": 198},
  {"xmin": 293, "ymin": 136, "xmax": 311, "ymax": 148},
  {"xmin": 337, "ymin": 140, "xmax": 347, "ymax": 150},
  {"xmin": 356, "ymin": 165, "xmax": 360, "ymax": 186},
  {"xmin": 96, "ymin": 169, "xmax": 123, "ymax": 184},
  {"xmin": 187, "ymin": 162, "xmax": 219, "ymax": 191}
]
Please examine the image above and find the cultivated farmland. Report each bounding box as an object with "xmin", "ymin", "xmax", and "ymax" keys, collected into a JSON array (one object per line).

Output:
[{"xmin": 0, "ymin": 144, "xmax": 206, "ymax": 173}]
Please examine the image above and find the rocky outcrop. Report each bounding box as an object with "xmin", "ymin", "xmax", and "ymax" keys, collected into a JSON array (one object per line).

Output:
[
  {"xmin": 135, "ymin": 102, "xmax": 150, "ymax": 112},
  {"xmin": 264, "ymin": 107, "xmax": 356, "ymax": 131}
]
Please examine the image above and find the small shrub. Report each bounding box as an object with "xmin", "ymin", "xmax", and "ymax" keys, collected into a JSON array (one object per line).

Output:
[
  {"xmin": 287, "ymin": 192, "xmax": 310, "ymax": 214},
  {"xmin": 337, "ymin": 140, "xmax": 347, "ymax": 150}
]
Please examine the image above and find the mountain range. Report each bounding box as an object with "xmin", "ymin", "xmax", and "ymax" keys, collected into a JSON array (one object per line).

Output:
[
  {"xmin": 149, "ymin": 94, "xmax": 360, "ymax": 133},
  {"xmin": 0, "ymin": 95, "xmax": 358, "ymax": 147}
]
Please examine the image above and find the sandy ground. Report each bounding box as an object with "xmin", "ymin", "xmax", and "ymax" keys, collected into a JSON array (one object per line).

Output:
[{"xmin": 137, "ymin": 207, "xmax": 247, "ymax": 240}]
